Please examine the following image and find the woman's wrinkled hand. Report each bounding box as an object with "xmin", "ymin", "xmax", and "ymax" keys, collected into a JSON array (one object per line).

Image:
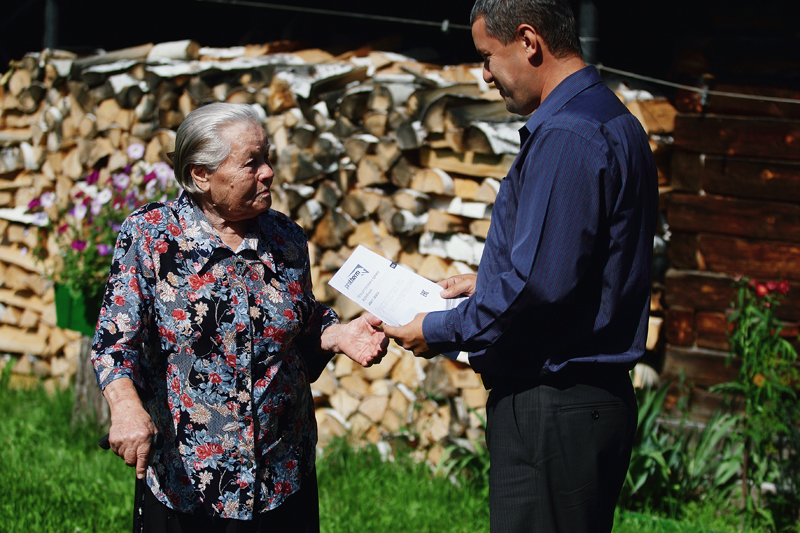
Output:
[
  {"xmin": 103, "ymin": 378, "xmax": 158, "ymax": 480},
  {"xmin": 330, "ymin": 313, "xmax": 389, "ymax": 367}
]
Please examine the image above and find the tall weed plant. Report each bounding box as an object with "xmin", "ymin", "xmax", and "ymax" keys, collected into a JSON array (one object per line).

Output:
[{"xmin": 711, "ymin": 278, "xmax": 800, "ymax": 532}]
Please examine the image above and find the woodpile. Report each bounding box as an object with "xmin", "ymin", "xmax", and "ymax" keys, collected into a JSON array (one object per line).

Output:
[
  {"xmin": 660, "ymin": 83, "xmax": 800, "ymax": 420},
  {"xmin": 0, "ymin": 40, "xmax": 671, "ymax": 458}
]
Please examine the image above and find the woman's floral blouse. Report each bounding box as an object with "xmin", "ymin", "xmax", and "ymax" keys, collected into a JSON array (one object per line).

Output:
[{"xmin": 91, "ymin": 192, "xmax": 338, "ymax": 519}]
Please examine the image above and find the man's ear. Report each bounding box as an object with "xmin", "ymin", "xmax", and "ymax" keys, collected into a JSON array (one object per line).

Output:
[
  {"xmin": 190, "ymin": 165, "xmax": 211, "ymax": 193},
  {"xmin": 518, "ymin": 24, "xmax": 540, "ymax": 59}
]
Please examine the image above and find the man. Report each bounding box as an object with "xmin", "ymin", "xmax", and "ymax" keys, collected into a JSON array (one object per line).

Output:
[{"xmin": 383, "ymin": 0, "xmax": 658, "ymax": 531}]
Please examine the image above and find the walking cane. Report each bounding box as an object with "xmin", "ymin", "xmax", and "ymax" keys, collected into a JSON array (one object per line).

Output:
[{"xmin": 99, "ymin": 433, "xmax": 164, "ymax": 532}]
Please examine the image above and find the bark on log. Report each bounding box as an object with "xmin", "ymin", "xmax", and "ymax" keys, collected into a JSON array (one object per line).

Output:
[
  {"xmin": 669, "ymin": 232, "xmax": 800, "ymax": 281},
  {"xmin": 667, "ymin": 192, "xmax": 800, "ymax": 242},
  {"xmin": 662, "ymin": 344, "xmax": 740, "ymax": 390},
  {"xmin": 671, "ymin": 151, "xmax": 800, "ymax": 202},
  {"xmin": 673, "ymin": 114, "xmax": 800, "ymax": 160}
]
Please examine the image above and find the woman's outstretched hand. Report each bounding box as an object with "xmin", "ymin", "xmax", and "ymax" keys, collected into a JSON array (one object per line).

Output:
[{"xmin": 323, "ymin": 313, "xmax": 389, "ymax": 367}]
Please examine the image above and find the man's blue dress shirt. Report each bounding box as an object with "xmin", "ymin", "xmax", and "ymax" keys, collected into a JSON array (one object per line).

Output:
[{"xmin": 422, "ymin": 66, "xmax": 658, "ymax": 381}]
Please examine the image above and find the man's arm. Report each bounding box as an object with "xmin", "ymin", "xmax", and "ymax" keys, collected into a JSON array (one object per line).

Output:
[{"xmin": 417, "ymin": 130, "xmax": 606, "ymax": 353}]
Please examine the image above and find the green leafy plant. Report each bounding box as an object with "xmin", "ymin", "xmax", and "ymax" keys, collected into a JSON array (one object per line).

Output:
[
  {"xmin": 436, "ymin": 407, "xmax": 490, "ymax": 499},
  {"xmin": 620, "ymin": 380, "xmax": 742, "ymax": 519},
  {"xmin": 711, "ymin": 277, "xmax": 800, "ymax": 531},
  {"xmin": 27, "ymin": 144, "xmax": 179, "ymax": 301}
]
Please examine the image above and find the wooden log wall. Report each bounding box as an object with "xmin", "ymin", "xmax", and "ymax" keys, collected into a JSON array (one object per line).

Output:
[
  {"xmin": 662, "ymin": 84, "xmax": 800, "ymax": 420},
  {"xmin": 0, "ymin": 40, "xmax": 671, "ymax": 460}
]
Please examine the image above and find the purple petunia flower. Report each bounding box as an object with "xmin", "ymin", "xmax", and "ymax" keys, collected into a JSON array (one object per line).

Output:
[
  {"xmin": 97, "ymin": 243, "xmax": 112, "ymax": 256},
  {"xmin": 127, "ymin": 143, "xmax": 145, "ymax": 160},
  {"xmin": 73, "ymin": 204, "xmax": 87, "ymax": 221},
  {"xmin": 152, "ymin": 162, "xmax": 174, "ymax": 188},
  {"xmin": 40, "ymin": 192, "xmax": 56, "ymax": 208},
  {"xmin": 71, "ymin": 240, "xmax": 87, "ymax": 251},
  {"xmin": 113, "ymin": 174, "xmax": 129, "ymax": 192}
]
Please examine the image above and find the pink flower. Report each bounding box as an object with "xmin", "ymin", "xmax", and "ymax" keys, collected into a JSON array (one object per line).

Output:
[
  {"xmin": 85, "ymin": 170, "xmax": 100, "ymax": 185},
  {"xmin": 778, "ymin": 280, "xmax": 790, "ymax": 295},
  {"xmin": 71, "ymin": 240, "xmax": 87, "ymax": 251},
  {"xmin": 766, "ymin": 281, "xmax": 778, "ymax": 292},
  {"xmin": 755, "ymin": 283, "xmax": 769, "ymax": 298}
]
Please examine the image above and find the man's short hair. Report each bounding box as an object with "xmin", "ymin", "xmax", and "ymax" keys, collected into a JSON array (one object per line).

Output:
[{"xmin": 470, "ymin": 0, "xmax": 582, "ymax": 59}]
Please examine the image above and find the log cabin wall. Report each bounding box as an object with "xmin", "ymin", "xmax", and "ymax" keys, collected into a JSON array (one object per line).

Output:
[{"xmin": 660, "ymin": 84, "xmax": 800, "ymax": 421}]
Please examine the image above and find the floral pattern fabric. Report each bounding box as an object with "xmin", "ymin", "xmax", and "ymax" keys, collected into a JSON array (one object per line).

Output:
[{"xmin": 91, "ymin": 192, "xmax": 338, "ymax": 519}]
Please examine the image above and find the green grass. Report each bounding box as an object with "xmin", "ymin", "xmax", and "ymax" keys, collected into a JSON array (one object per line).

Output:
[
  {"xmin": 0, "ymin": 380, "xmax": 134, "ymax": 532},
  {"xmin": 0, "ymin": 377, "xmax": 766, "ymax": 533},
  {"xmin": 318, "ymin": 439, "xmax": 489, "ymax": 532}
]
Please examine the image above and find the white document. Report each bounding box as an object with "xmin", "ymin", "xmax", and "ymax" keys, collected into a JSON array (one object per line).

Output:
[{"xmin": 328, "ymin": 245, "xmax": 466, "ymax": 327}]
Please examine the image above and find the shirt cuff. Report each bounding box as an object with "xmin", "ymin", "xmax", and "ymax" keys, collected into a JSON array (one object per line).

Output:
[{"xmin": 422, "ymin": 310, "xmax": 454, "ymax": 348}]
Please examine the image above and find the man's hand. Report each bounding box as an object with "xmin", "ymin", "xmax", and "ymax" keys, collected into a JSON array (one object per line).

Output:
[
  {"xmin": 103, "ymin": 378, "xmax": 157, "ymax": 480},
  {"xmin": 383, "ymin": 312, "xmax": 436, "ymax": 358},
  {"xmin": 438, "ymin": 273, "xmax": 478, "ymax": 298},
  {"xmin": 324, "ymin": 313, "xmax": 389, "ymax": 367}
]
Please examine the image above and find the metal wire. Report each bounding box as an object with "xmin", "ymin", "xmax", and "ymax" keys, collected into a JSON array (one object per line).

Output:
[
  {"xmin": 191, "ymin": 1, "xmax": 800, "ymax": 107},
  {"xmin": 194, "ymin": 0, "xmax": 472, "ymax": 31},
  {"xmin": 596, "ymin": 64, "xmax": 800, "ymax": 105}
]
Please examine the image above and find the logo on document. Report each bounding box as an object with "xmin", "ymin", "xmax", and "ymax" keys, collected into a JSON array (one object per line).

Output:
[{"xmin": 344, "ymin": 264, "xmax": 369, "ymax": 289}]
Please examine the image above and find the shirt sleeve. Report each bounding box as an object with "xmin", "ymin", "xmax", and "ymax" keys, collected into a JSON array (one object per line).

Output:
[
  {"xmin": 423, "ymin": 128, "xmax": 608, "ymax": 352},
  {"xmin": 91, "ymin": 213, "xmax": 157, "ymax": 391},
  {"xmin": 294, "ymin": 239, "xmax": 340, "ymax": 382}
]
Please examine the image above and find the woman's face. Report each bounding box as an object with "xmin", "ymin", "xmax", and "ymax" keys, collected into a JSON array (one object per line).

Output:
[{"xmin": 195, "ymin": 122, "xmax": 274, "ymax": 223}]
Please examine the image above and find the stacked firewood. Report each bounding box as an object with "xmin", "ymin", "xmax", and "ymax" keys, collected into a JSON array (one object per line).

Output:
[
  {"xmin": 0, "ymin": 39, "xmax": 673, "ymax": 455},
  {"xmin": 0, "ymin": 40, "xmax": 516, "ymax": 459},
  {"xmin": 660, "ymin": 84, "xmax": 800, "ymax": 420}
]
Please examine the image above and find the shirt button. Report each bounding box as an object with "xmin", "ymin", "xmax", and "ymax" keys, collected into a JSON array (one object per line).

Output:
[
  {"xmin": 244, "ymin": 419, "xmax": 251, "ymax": 426},
  {"xmin": 234, "ymin": 257, "xmax": 246, "ymax": 275}
]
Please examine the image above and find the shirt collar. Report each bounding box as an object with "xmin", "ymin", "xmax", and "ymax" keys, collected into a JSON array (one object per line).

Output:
[
  {"xmin": 520, "ymin": 65, "xmax": 603, "ymax": 143},
  {"xmin": 174, "ymin": 192, "xmax": 277, "ymax": 274}
]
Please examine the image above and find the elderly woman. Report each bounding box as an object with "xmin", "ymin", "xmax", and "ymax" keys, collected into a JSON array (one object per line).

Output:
[{"xmin": 91, "ymin": 102, "xmax": 387, "ymax": 532}]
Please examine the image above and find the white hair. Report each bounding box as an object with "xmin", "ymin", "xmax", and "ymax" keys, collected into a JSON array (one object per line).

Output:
[{"xmin": 173, "ymin": 103, "xmax": 263, "ymax": 197}]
